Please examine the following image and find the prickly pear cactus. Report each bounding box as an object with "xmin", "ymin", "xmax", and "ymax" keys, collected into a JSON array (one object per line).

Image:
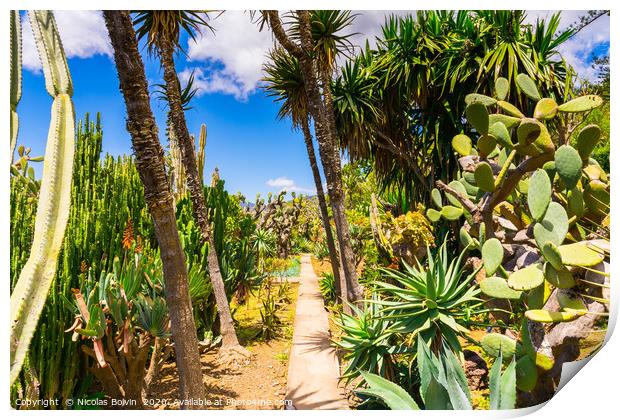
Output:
[
  {"xmin": 427, "ymin": 74, "xmax": 609, "ymax": 381},
  {"xmin": 10, "ymin": 10, "xmax": 76, "ymax": 385}
]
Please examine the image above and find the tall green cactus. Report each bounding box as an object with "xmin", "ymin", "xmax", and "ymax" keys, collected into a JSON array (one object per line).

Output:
[
  {"xmin": 10, "ymin": 10, "xmax": 22, "ymax": 158},
  {"xmin": 10, "ymin": 11, "xmax": 75, "ymax": 385},
  {"xmin": 11, "ymin": 114, "xmax": 156, "ymax": 404}
]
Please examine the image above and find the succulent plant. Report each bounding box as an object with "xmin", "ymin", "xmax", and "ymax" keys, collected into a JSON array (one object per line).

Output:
[
  {"xmin": 10, "ymin": 10, "xmax": 76, "ymax": 385},
  {"xmin": 426, "ymin": 75, "xmax": 609, "ymax": 397}
]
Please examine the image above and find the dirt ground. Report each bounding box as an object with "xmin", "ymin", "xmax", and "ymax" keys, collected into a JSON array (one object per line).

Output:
[{"xmin": 145, "ymin": 282, "xmax": 299, "ymax": 410}]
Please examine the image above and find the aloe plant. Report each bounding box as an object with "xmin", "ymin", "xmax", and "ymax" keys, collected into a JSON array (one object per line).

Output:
[
  {"xmin": 10, "ymin": 10, "xmax": 76, "ymax": 385},
  {"xmin": 63, "ymin": 251, "xmax": 171, "ymax": 407}
]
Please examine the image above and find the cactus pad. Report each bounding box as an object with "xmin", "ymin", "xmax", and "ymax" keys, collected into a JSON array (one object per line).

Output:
[
  {"xmin": 474, "ymin": 162, "xmax": 495, "ymax": 192},
  {"xmin": 489, "ymin": 113, "xmax": 521, "ymax": 129},
  {"xmin": 465, "ymin": 102, "xmax": 489, "ymax": 134},
  {"xmin": 541, "ymin": 242, "xmax": 563, "ymax": 270},
  {"xmin": 517, "ymin": 119, "xmax": 541, "ymax": 147},
  {"xmin": 481, "ymin": 333, "xmax": 519, "ymax": 359},
  {"xmin": 477, "ymin": 134, "xmax": 497, "ymax": 157},
  {"xmin": 527, "ymin": 169, "xmax": 551, "ymax": 221},
  {"xmin": 534, "ymin": 202, "xmax": 569, "ymax": 248},
  {"xmin": 440, "ymin": 205, "xmax": 463, "ymax": 221},
  {"xmin": 557, "ymin": 95, "xmax": 603, "ymax": 113},
  {"xmin": 494, "ymin": 77, "xmax": 509, "ymax": 100},
  {"xmin": 508, "ymin": 264, "xmax": 544, "ymax": 291},
  {"xmin": 498, "ymin": 100, "xmax": 524, "ymax": 118},
  {"xmin": 525, "ymin": 309, "xmax": 579, "ymax": 323},
  {"xmin": 575, "ymin": 124, "xmax": 601, "ymax": 161},
  {"xmin": 533, "ymin": 98, "xmax": 558, "ymax": 120},
  {"xmin": 446, "ymin": 181, "xmax": 467, "ymax": 207},
  {"xmin": 465, "ymin": 93, "xmax": 497, "ymax": 106},
  {"xmin": 426, "ymin": 208, "xmax": 441, "ymax": 223},
  {"xmin": 459, "ymin": 227, "xmax": 476, "ymax": 249},
  {"xmin": 557, "ymin": 290, "xmax": 587, "ymax": 315},
  {"xmin": 480, "ymin": 277, "xmax": 523, "ymax": 300},
  {"xmin": 489, "ymin": 121, "xmax": 512, "ymax": 149},
  {"xmin": 567, "ymin": 187, "xmax": 585, "ymax": 217},
  {"xmin": 481, "ymin": 238, "xmax": 503, "ymax": 276},
  {"xmin": 431, "ymin": 188, "xmax": 442, "ymax": 209},
  {"xmin": 555, "ymin": 145, "xmax": 582, "ymax": 189},
  {"xmin": 452, "ymin": 134, "xmax": 472, "ymax": 156},
  {"xmin": 557, "ymin": 242, "xmax": 605, "ymax": 267},
  {"xmin": 545, "ymin": 263, "xmax": 575, "ymax": 289},
  {"xmin": 584, "ymin": 180, "xmax": 609, "ymax": 217},
  {"xmin": 516, "ymin": 73, "xmax": 541, "ymax": 101}
]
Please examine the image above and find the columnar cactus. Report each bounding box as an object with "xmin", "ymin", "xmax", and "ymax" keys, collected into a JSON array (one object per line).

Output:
[
  {"xmin": 10, "ymin": 11, "xmax": 76, "ymax": 385},
  {"xmin": 10, "ymin": 10, "xmax": 22, "ymax": 159}
]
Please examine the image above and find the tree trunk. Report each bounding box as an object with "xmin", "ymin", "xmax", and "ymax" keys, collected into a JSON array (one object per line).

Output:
[
  {"xmin": 317, "ymin": 65, "xmax": 363, "ymax": 303},
  {"xmin": 296, "ymin": 11, "xmax": 362, "ymax": 303},
  {"xmin": 159, "ymin": 44, "xmax": 248, "ymax": 360},
  {"xmin": 103, "ymin": 11, "xmax": 204, "ymax": 408},
  {"xmin": 266, "ymin": 10, "xmax": 362, "ymax": 309},
  {"xmin": 300, "ymin": 117, "xmax": 344, "ymax": 299}
]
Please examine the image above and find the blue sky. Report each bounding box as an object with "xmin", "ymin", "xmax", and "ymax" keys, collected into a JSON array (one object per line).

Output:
[{"xmin": 15, "ymin": 10, "xmax": 610, "ymax": 199}]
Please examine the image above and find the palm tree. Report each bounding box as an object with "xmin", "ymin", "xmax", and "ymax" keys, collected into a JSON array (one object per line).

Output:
[
  {"xmin": 262, "ymin": 47, "xmax": 345, "ymax": 302},
  {"xmin": 262, "ymin": 10, "xmax": 364, "ymax": 304},
  {"xmin": 133, "ymin": 11, "xmax": 249, "ymax": 361},
  {"xmin": 102, "ymin": 10, "xmax": 204, "ymax": 408}
]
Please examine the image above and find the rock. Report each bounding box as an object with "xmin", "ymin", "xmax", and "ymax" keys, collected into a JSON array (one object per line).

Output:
[{"xmin": 463, "ymin": 350, "xmax": 488, "ymax": 391}]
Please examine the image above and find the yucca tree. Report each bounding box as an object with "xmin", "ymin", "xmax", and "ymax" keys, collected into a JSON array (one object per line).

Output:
[
  {"xmin": 333, "ymin": 10, "xmax": 573, "ymax": 205},
  {"xmin": 102, "ymin": 10, "xmax": 204, "ymax": 408},
  {"xmin": 262, "ymin": 47, "xmax": 345, "ymax": 302},
  {"xmin": 133, "ymin": 10, "xmax": 249, "ymax": 361},
  {"xmin": 262, "ymin": 10, "xmax": 363, "ymax": 304}
]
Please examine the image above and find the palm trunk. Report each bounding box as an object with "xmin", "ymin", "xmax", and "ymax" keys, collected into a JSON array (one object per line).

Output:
[
  {"xmin": 300, "ymin": 117, "xmax": 344, "ymax": 299},
  {"xmin": 103, "ymin": 11, "xmax": 203, "ymax": 408},
  {"xmin": 317, "ymin": 66, "xmax": 364, "ymax": 303},
  {"xmin": 159, "ymin": 44, "xmax": 246, "ymax": 356},
  {"xmin": 266, "ymin": 10, "xmax": 361, "ymax": 309},
  {"xmin": 296, "ymin": 11, "xmax": 362, "ymax": 303}
]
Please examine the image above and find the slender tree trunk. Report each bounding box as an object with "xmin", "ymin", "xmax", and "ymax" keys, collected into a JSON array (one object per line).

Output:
[
  {"xmin": 265, "ymin": 10, "xmax": 361, "ymax": 309},
  {"xmin": 316, "ymin": 66, "xmax": 364, "ymax": 302},
  {"xmin": 296, "ymin": 11, "xmax": 362, "ymax": 303},
  {"xmin": 159, "ymin": 45, "xmax": 248, "ymax": 359},
  {"xmin": 300, "ymin": 117, "xmax": 344, "ymax": 299},
  {"xmin": 103, "ymin": 11, "xmax": 204, "ymax": 408}
]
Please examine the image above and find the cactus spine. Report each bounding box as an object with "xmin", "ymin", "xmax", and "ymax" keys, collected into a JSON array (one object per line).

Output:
[{"xmin": 10, "ymin": 11, "xmax": 75, "ymax": 385}]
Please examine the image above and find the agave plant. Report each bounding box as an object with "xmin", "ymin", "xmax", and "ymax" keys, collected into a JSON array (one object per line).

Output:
[
  {"xmin": 375, "ymin": 239, "xmax": 484, "ymax": 354},
  {"xmin": 319, "ymin": 272, "xmax": 337, "ymax": 304},
  {"xmin": 335, "ymin": 297, "xmax": 400, "ymax": 384},
  {"xmin": 357, "ymin": 341, "xmax": 516, "ymax": 410}
]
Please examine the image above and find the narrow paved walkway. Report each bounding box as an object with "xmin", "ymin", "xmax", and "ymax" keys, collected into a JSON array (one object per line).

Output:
[{"xmin": 285, "ymin": 254, "xmax": 349, "ymax": 410}]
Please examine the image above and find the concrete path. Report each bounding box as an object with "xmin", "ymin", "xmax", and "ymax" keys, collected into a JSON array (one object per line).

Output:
[{"xmin": 285, "ymin": 254, "xmax": 349, "ymax": 410}]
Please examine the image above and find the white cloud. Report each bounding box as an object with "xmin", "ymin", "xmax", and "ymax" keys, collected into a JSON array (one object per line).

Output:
[
  {"xmin": 21, "ymin": 11, "xmax": 112, "ymax": 72},
  {"xmin": 185, "ymin": 11, "xmax": 273, "ymax": 100},
  {"xmin": 519, "ymin": 11, "xmax": 609, "ymax": 82},
  {"xmin": 266, "ymin": 176, "xmax": 315, "ymax": 194}
]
